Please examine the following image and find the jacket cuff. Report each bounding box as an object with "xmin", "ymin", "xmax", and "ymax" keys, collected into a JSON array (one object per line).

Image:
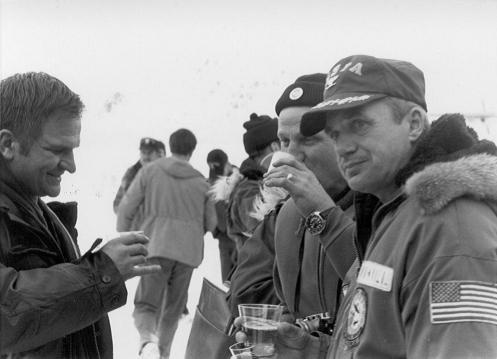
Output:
[{"xmin": 85, "ymin": 251, "xmax": 127, "ymax": 312}]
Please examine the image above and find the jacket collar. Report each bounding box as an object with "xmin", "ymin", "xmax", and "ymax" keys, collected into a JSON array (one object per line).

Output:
[
  {"xmin": 0, "ymin": 168, "xmax": 44, "ymax": 227},
  {"xmin": 405, "ymin": 153, "xmax": 497, "ymax": 214},
  {"xmin": 0, "ymin": 175, "xmax": 80, "ymax": 259}
]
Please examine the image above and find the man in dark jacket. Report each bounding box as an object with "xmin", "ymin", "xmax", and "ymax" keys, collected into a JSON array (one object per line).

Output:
[
  {"xmin": 0, "ymin": 72, "xmax": 159, "ymax": 359},
  {"xmin": 228, "ymin": 113, "xmax": 280, "ymax": 252},
  {"xmin": 233, "ymin": 74, "xmax": 356, "ymax": 331},
  {"xmin": 207, "ymin": 149, "xmax": 236, "ymax": 282},
  {"xmin": 273, "ymin": 55, "xmax": 497, "ymax": 358}
]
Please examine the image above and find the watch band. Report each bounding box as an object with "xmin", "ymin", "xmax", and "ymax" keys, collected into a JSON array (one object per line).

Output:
[
  {"xmin": 304, "ymin": 206, "xmax": 335, "ymax": 235},
  {"xmin": 304, "ymin": 211, "xmax": 326, "ymax": 235}
]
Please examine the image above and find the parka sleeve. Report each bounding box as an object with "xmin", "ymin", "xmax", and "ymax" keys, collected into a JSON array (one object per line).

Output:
[
  {"xmin": 112, "ymin": 180, "xmax": 126, "ymax": 214},
  {"xmin": 116, "ymin": 167, "xmax": 146, "ymax": 232},
  {"xmin": 400, "ymin": 200, "xmax": 497, "ymax": 358},
  {"xmin": 228, "ymin": 180, "xmax": 262, "ymax": 240},
  {"xmin": 0, "ymin": 251, "xmax": 126, "ymax": 354},
  {"xmin": 233, "ymin": 195, "xmax": 260, "ymax": 237}
]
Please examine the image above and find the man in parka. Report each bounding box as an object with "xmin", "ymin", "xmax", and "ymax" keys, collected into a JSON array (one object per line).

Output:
[
  {"xmin": 117, "ymin": 128, "xmax": 217, "ymax": 359},
  {"xmin": 272, "ymin": 55, "xmax": 497, "ymax": 358},
  {"xmin": 0, "ymin": 72, "xmax": 159, "ymax": 358}
]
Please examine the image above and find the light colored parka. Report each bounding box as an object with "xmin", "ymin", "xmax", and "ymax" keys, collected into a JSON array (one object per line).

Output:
[
  {"xmin": 117, "ymin": 156, "xmax": 216, "ymax": 267},
  {"xmin": 328, "ymin": 153, "xmax": 497, "ymax": 358}
]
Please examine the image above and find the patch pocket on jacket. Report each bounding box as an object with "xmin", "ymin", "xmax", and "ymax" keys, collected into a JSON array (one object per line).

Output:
[{"xmin": 5, "ymin": 246, "xmax": 60, "ymax": 270}]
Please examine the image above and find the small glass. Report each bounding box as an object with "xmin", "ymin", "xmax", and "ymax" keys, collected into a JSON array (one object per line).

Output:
[
  {"xmin": 229, "ymin": 342, "xmax": 255, "ymax": 358},
  {"xmin": 238, "ymin": 304, "xmax": 284, "ymax": 358}
]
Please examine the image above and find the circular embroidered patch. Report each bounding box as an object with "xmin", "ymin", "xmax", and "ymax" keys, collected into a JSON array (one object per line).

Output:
[
  {"xmin": 344, "ymin": 287, "xmax": 367, "ymax": 344},
  {"xmin": 289, "ymin": 87, "xmax": 303, "ymax": 100}
]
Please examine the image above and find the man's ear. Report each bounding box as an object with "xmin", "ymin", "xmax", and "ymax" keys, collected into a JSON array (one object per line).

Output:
[
  {"xmin": 406, "ymin": 107, "xmax": 426, "ymax": 143},
  {"xmin": 0, "ymin": 130, "xmax": 19, "ymax": 160},
  {"xmin": 270, "ymin": 141, "xmax": 281, "ymax": 152}
]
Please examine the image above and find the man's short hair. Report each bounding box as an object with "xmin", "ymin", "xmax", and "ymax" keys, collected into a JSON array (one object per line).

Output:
[
  {"xmin": 383, "ymin": 97, "xmax": 430, "ymax": 134},
  {"xmin": 169, "ymin": 128, "xmax": 197, "ymax": 155},
  {"xmin": 0, "ymin": 72, "xmax": 84, "ymax": 154}
]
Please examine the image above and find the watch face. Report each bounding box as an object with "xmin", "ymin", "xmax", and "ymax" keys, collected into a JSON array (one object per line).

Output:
[{"xmin": 306, "ymin": 212, "xmax": 326, "ymax": 235}]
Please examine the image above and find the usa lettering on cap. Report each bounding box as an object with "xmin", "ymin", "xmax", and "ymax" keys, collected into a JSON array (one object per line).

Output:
[{"xmin": 325, "ymin": 62, "xmax": 364, "ymax": 89}]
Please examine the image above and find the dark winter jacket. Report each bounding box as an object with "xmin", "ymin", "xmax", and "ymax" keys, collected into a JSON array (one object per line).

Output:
[
  {"xmin": 0, "ymin": 175, "xmax": 126, "ymax": 358},
  {"xmin": 113, "ymin": 161, "xmax": 142, "ymax": 213},
  {"xmin": 274, "ymin": 190, "xmax": 355, "ymax": 323}
]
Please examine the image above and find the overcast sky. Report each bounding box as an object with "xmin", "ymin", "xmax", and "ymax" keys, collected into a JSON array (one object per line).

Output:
[{"xmin": 1, "ymin": 0, "xmax": 497, "ymax": 237}]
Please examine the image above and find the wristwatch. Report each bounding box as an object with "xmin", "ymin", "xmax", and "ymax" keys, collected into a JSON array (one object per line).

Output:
[{"xmin": 304, "ymin": 210, "xmax": 329, "ymax": 235}]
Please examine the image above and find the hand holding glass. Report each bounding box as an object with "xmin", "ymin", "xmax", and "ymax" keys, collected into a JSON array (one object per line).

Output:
[{"xmin": 238, "ymin": 304, "xmax": 284, "ymax": 358}]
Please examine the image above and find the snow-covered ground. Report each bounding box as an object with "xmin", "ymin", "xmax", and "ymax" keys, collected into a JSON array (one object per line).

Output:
[{"xmin": 108, "ymin": 232, "xmax": 224, "ymax": 359}]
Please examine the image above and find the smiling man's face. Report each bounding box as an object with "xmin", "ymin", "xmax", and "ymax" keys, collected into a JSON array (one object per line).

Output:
[{"xmin": 8, "ymin": 113, "xmax": 81, "ymax": 200}]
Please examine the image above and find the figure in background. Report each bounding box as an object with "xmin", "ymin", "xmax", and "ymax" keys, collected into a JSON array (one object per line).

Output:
[
  {"xmin": 211, "ymin": 113, "xmax": 280, "ymax": 260},
  {"xmin": 206, "ymin": 149, "xmax": 237, "ymax": 283},
  {"xmin": 113, "ymin": 137, "xmax": 165, "ymax": 213},
  {"xmin": 117, "ymin": 128, "xmax": 217, "ymax": 359},
  {"xmin": 0, "ymin": 72, "xmax": 158, "ymax": 359}
]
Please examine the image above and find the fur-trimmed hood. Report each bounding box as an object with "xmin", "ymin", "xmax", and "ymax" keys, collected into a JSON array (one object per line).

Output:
[
  {"xmin": 209, "ymin": 167, "xmax": 244, "ymax": 202},
  {"xmin": 250, "ymin": 185, "xmax": 288, "ymax": 221},
  {"xmin": 398, "ymin": 114, "xmax": 497, "ymax": 215},
  {"xmin": 209, "ymin": 156, "xmax": 267, "ymax": 203},
  {"xmin": 405, "ymin": 153, "xmax": 497, "ymax": 214}
]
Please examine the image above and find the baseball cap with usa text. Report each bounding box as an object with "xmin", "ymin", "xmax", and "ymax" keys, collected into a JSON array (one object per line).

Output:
[{"xmin": 300, "ymin": 54, "xmax": 427, "ymax": 136}]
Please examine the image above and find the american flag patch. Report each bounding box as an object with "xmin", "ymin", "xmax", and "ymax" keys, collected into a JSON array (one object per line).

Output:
[{"xmin": 430, "ymin": 281, "xmax": 497, "ymax": 326}]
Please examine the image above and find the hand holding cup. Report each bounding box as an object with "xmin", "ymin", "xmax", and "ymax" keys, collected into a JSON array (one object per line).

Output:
[
  {"xmin": 100, "ymin": 231, "xmax": 161, "ymax": 281},
  {"xmin": 238, "ymin": 304, "xmax": 284, "ymax": 357}
]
